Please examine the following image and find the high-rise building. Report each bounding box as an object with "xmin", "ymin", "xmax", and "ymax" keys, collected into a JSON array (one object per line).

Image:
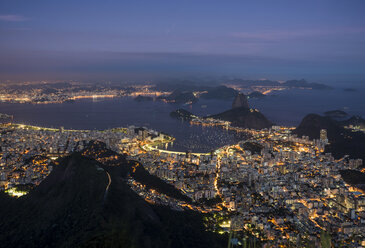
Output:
[{"xmin": 320, "ymin": 129, "xmax": 328, "ymax": 143}]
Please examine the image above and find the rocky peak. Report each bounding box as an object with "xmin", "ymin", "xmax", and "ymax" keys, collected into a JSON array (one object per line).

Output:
[{"xmin": 232, "ymin": 93, "xmax": 249, "ymax": 109}]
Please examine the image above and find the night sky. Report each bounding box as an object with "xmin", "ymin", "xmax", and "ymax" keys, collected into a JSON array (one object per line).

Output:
[{"xmin": 1, "ymin": 0, "xmax": 365, "ymax": 81}]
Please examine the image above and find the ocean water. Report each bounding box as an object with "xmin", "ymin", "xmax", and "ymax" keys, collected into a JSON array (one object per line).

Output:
[
  {"xmin": 0, "ymin": 87, "xmax": 364, "ymax": 152},
  {"xmin": 250, "ymin": 88, "xmax": 365, "ymax": 126},
  {"xmin": 0, "ymin": 97, "xmax": 240, "ymax": 152}
]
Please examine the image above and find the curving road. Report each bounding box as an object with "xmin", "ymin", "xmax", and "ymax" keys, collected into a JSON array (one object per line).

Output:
[
  {"xmin": 103, "ymin": 171, "xmax": 112, "ymax": 203},
  {"xmin": 142, "ymin": 144, "xmax": 211, "ymax": 156}
]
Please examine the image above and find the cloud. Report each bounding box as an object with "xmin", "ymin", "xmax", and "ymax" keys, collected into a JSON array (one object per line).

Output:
[
  {"xmin": 0, "ymin": 14, "xmax": 28, "ymax": 22},
  {"xmin": 231, "ymin": 27, "xmax": 365, "ymax": 42}
]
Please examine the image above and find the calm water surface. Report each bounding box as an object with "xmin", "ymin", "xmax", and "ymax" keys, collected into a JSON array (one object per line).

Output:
[
  {"xmin": 1, "ymin": 88, "xmax": 364, "ymax": 152},
  {"xmin": 250, "ymin": 88, "xmax": 365, "ymax": 126}
]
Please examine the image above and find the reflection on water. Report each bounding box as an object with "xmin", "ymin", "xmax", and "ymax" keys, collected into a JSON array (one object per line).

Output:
[
  {"xmin": 0, "ymin": 88, "xmax": 364, "ymax": 152},
  {"xmin": 0, "ymin": 97, "xmax": 235, "ymax": 152}
]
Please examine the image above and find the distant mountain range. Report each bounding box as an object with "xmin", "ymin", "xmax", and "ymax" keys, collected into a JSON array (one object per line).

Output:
[
  {"xmin": 155, "ymin": 78, "xmax": 331, "ymax": 92},
  {"xmin": 0, "ymin": 142, "xmax": 226, "ymax": 248},
  {"xmin": 282, "ymin": 79, "xmax": 332, "ymax": 90},
  {"xmin": 151, "ymin": 79, "xmax": 331, "ymax": 105},
  {"xmin": 225, "ymin": 78, "xmax": 332, "ymax": 90}
]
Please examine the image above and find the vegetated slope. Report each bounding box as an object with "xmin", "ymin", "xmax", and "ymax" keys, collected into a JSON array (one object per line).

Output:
[
  {"xmin": 82, "ymin": 141, "xmax": 192, "ymax": 202},
  {"xmin": 293, "ymin": 114, "xmax": 365, "ymax": 166},
  {"xmin": 0, "ymin": 147, "xmax": 226, "ymax": 248},
  {"xmin": 170, "ymin": 108, "xmax": 195, "ymax": 121},
  {"xmin": 341, "ymin": 115, "xmax": 365, "ymax": 129},
  {"xmin": 340, "ymin": 170, "xmax": 365, "ymax": 191},
  {"xmin": 293, "ymin": 114, "xmax": 345, "ymax": 141}
]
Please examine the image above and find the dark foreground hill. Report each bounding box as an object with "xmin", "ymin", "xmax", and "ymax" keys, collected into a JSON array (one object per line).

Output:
[
  {"xmin": 0, "ymin": 146, "xmax": 226, "ymax": 248},
  {"xmin": 293, "ymin": 114, "xmax": 365, "ymax": 166}
]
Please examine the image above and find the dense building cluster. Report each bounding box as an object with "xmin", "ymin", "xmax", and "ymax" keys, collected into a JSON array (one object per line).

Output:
[
  {"xmin": 0, "ymin": 87, "xmax": 123, "ymax": 104},
  {"xmin": 1, "ymin": 118, "xmax": 365, "ymax": 246},
  {"xmin": 0, "ymin": 82, "xmax": 169, "ymax": 104},
  {"xmin": 132, "ymin": 126, "xmax": 365, "ymax": 247}
]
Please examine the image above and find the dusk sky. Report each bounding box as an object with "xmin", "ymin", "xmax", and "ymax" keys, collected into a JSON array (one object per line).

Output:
[{"xmin": 1, "ymin": 0, "xmax": 365, "ymax": 82}]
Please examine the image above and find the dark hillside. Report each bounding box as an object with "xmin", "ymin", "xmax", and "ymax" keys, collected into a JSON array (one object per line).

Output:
[
  {"xmin": 0, "ymin": 144, "xmax": 226, "ymax": 247},
  {"xmin": 294, "ymin": 114, "xmax": 365, "ymax": 166}
]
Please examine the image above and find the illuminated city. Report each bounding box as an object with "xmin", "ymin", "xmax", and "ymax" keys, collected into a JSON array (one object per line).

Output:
[
  {"xmin": 1, "ymin": 107, "xmax": 365, "ymax": 246},
  {"xmin": 1, "ymin": 1, "xmax": 365, "ymax": 247}
]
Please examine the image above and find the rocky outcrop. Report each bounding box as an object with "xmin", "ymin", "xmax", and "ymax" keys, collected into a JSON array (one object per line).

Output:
[
  {"xmin": 209, "ymin": 93, "xmax": 272, "ymax": 129},
  {"xmin": 232, "ymin": 93, "xmax": 249, "ymax": 109},
  {"xmin": 210, "ymin": 107, "xmax": 272, "ymax": 129}
]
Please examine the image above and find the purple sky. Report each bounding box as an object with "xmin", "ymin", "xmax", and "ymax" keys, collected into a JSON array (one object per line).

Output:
[{"xmin": 0, "ymin": 0, "xmax": 365, "ymax": 82}]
